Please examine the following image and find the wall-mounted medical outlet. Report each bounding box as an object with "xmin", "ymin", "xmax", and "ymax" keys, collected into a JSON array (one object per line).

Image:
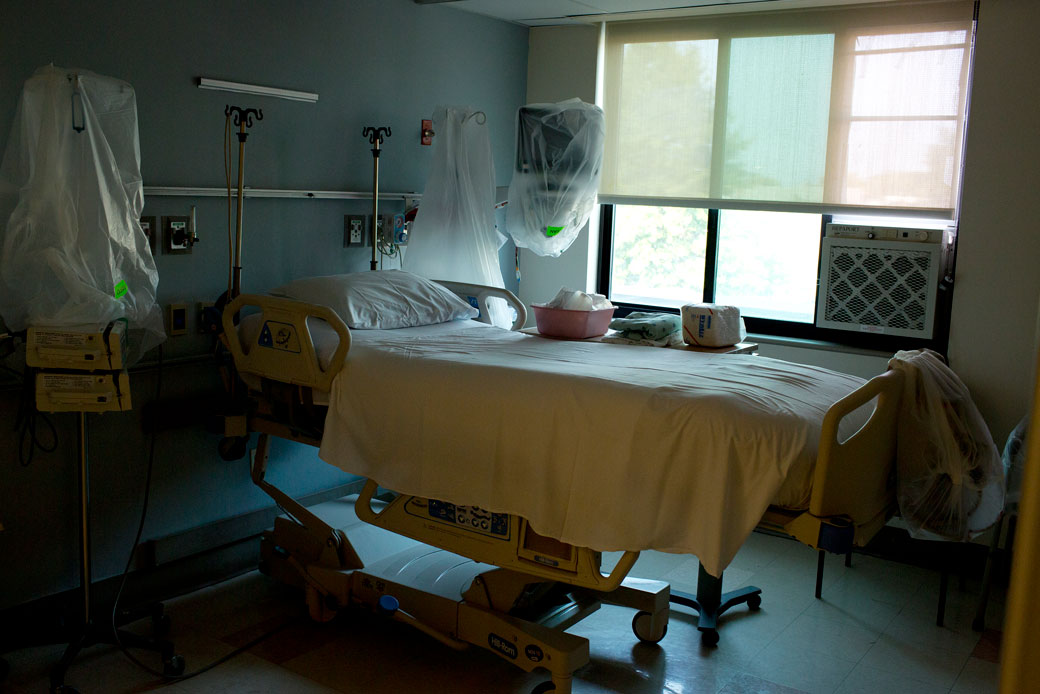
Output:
[
  {"xmin": 168, "ymin": 303, "xmax": 189, "ymax": 336},
  {"xmin": 163, "ymin": 216, "xmax": 192, "ymax": 254},
  {"xmin": 371, "ymin": 214, "xmax": 407, "ymax": 246},
  {"xmin": 372, "ymin": 215, "xmax": 388, "ymax": 246},
  {"xmin": 140, "ymin": 216, "xmax": 157, "ymax": 254},
  {"xmin": 391, "ymin": 212, "xmax": 408, "ymax": 246},
  {"xmin": 344, "ymin": 215, "xmax": 366, "ymax": 247}
]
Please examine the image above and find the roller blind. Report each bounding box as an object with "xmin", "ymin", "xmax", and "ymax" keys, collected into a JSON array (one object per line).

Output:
[{"xmin": 600, "ymin": 1, "xmax": 975, "ymax": 218}]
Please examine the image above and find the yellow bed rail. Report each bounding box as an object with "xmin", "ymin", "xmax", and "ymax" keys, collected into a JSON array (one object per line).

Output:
[{"xmin": 221, "ymin": 293, "xmax": 351, "ymax": 393}]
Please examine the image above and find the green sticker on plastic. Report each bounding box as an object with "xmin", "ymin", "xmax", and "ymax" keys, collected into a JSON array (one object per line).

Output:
[
  {"xmin": 114, "ymin": 280, "xmax": 128, "ymax": 299},
  {"xmin": 546, "ymin": 225, "xmax": 564, "ymax": 237}
]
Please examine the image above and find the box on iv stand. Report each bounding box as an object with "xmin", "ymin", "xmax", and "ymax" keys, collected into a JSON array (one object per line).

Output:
[{"xmin": 28, "ymin": 321, "xmax": 132, "ymax": 412}]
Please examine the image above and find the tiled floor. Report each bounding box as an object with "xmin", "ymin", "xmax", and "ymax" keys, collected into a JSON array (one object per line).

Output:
[{"xmin": 0, "ymin": 530, "xmax": 1003, "ymax": 694}]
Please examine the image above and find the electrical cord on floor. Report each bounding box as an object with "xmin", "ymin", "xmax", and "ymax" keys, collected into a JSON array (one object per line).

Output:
[
  {"xmin": 111, "ymin": 346, "xmax": 300, "ymax": 684},
  {"xmin": 12, "ymin": 365, "xmax": 57, "ymax": 467}
]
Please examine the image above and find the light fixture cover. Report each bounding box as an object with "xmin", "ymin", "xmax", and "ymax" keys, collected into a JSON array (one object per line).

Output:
[{"xmin": 197, "ymin": 77, "xmax": 318, "ymax": 103}]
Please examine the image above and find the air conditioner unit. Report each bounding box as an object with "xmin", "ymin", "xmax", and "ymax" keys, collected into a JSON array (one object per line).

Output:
[{"xmin": 816, "ymin": 224, "xmax": 945, "ymax": 339}]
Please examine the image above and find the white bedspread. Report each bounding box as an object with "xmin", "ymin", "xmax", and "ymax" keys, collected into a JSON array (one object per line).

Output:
[{"xmin": 317, "ymin": 323, "xmax": 867, "ymax": 576}]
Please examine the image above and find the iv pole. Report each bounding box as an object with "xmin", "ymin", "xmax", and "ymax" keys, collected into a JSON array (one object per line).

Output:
[
  {"xmin": 225, "ymin": 105, "xmax": 262, "ymax": 298},
  {"xmin": 362, "ymin": 126, "xmax": 391, "ymax": 271}
]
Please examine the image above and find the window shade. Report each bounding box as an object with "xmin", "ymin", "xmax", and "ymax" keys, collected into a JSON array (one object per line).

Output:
[{"xmin": 600, "ymin": 1, "xmax": 974, "ymax": 218}]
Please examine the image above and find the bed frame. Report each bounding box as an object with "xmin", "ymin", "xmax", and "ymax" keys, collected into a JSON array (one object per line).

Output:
[{"xmin": 218, "ymin": 282, "xmax": 903, "ymax": 686}]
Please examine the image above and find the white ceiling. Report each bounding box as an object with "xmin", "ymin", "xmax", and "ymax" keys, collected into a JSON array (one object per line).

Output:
[{"xmin": 416, "ymin": 0, "xmax": 781, "ymax": 26}]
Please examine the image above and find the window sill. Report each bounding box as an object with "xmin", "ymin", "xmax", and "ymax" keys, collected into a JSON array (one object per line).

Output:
[{"xmin": 747, "ymin": 333, "xmax": 894, "ymax": 359}]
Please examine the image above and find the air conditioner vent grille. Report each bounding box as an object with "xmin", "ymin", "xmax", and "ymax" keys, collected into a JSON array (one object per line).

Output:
[{"xmin": 816, "ymin": 238, "xmax": 941, "ymax": 339}]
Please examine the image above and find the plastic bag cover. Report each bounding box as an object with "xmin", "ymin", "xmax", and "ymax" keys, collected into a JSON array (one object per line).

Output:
[
  {"xmin": 1003, "ymin": 416, "xmax": 1028, "ymax": 508},
  {"xmin": 0, "ymin": 66, "xmax": 164, "ymax": 363},
  {"xmin": 889, "ymin": 349, "xmax": 1004, "ymax": 541},
  {"xmin": 405, "ymin": 105, "xmax": 510, "ymax": 327},
  {"xmin": 506, "ymin": 99, "xmax": 604, "ymax": 258}
]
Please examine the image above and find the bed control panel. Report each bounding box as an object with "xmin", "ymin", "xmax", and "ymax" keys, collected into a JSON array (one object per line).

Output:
[
  {"xmin": 412, "ymin": 498, "xmax": 511, "ymax": 540},
  {"xmin": 257, "ymin": 320, "xmax": 301, "ymax": 353}
]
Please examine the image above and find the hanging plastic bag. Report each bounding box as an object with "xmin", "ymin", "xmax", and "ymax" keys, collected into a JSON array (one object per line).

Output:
[
  {"xmin": 0, "ymin": 66, "xmax": 164, "ymax": 364},
  {"xmin": 506, "ymin": 99, "xmax": 605, "ymax": 258},
  {"xmin": 405, "ymin": 105, "xmax": 511, "ymax": 327},
  {"xmin": 1003, "ymin": 416, "xmax": 1028, "ymax": 509},
  {"xmin": 889, "ymin": 349, "xmax": 1004, "ymax": 540}
]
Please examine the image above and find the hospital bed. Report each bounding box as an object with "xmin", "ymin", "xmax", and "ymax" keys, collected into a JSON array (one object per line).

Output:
[{"xmin": 218, "ymin": 276, "xmax": 902, "ymax": 691}]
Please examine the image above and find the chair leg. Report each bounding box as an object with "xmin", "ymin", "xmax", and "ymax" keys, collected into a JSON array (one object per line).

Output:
[
  {"xmin": 937, "ymin": 550, "xmax": 950, "ymax": 628},
  {"xmin": 845, "ymin": 550, "xmax": 853, "ymax": 568},
  {"xmin": 815, "ymin": 550, "xmax": 825, "ymax": 599},
  {"xmin": 974, "ymin": 514, "xmax": 1007, "ymax": 631}
]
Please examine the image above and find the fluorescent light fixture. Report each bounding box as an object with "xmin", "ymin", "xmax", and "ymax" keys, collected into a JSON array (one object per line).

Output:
[{"xmin": 197, "ymin": 77, "xmax": 319, "ymax": 103}]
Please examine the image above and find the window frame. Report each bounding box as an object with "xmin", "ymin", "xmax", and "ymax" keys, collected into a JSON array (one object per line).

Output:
[{"xmin": 596, "ymin": 202, "xmax": 953, "ymax": 355}]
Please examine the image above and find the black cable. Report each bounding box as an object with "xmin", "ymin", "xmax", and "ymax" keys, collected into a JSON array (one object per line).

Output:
[
  {"xmin": 14, "ymin": 366, "xmax": 57, "ymax": 467},
  {"xmin": 110, "ymin": 346, "xmax": 297, "ymax": 683}
]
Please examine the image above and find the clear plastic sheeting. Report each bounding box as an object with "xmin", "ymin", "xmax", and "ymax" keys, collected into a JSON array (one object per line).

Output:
[
  {"xmin": 1003, "ymin": 416, "xmax": 1028, "ymax": 510},
  {"xmin": 405, "ymin": 105, "xmax": 510, "ymax": 327},
  {"xmin": 0, "ymin": 66, "xmax": 164, "ymax": 363},
  {"xmin": 506, "ymin": 99, "xmax": 605, "ymax": 257},
  {"xmin": 889, "ymin": 349, "xmax": 1004, "ymax": 541}
]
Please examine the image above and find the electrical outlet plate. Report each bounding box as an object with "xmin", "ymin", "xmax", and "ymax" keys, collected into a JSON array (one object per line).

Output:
[
  {"xmin": 344, "ymin": 215, "xmax": 366, "ymax": 247},
  {"xmin": 168, "ymin": 303, "xmax": 188, "ymax": 336},
  {"xmin": 140, "ymin": 216, "xmax": 156, "ymax": 254},
  {"xmin": 163, "ymin": 216, "xmax": 191, "ymax": 254},
  {"xmin": 197, "ymin": 302, "xmax": 216, "ymax": 334}
]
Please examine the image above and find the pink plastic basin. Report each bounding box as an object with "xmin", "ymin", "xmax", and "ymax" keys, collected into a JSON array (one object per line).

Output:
[{"xmin": 532, "ymin": 304, "xmax": 616, "ymax": 339}]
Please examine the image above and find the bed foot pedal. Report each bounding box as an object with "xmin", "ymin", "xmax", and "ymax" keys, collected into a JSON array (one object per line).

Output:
[{"xmin": 669, "ymin": 563, "xmax": 761, "ymax": 647}]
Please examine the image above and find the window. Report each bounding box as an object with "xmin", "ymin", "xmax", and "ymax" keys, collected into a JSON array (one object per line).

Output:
[
  {"xmin": 714, "ymin": 210, "xmax": 821, "ymax": 323},
  {"xmin": 610, "ymin": 205, "xmax": 706, "ymax": 307},
  {"xmin": 597, "ymin": 1, "xmax": 974, "ymax": 349}
]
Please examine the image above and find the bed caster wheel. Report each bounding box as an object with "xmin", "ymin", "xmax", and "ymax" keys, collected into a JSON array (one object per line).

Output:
[
  {"xmin": 531, "ymin": 682, "xmax": 555, "ymax": 693},
  {"xmin": 700, "ymin": 628, "xmax": 719, "ymax": 647},
  {"xmin": 747, "ymin": 594, "xmax": 762, "ymax": 610},
  {"xmin": 163, "ymin": 654, "xmax": 186, "ymax": 678},
  {"xmin": 218, "ymin": 436, "xmax": 248, "ymax": 461},
  {"xmin": 632, "ymin": 611, "xmax": 667, "ymax": 644}
]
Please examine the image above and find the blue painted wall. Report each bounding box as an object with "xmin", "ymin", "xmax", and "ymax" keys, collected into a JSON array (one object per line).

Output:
[{"xmin": 0, "ymin": 0, "xmax": 527, "ymax": 608}]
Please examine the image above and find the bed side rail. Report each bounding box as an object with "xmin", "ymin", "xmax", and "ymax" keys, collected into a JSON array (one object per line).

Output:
[
  {"xmin": 810, "ymin": 369, "xmax": 904, "ymax": 522},
  {"xmin": 433, "ymin": 280, "xmax": 527, "ymax": 331},
  {"xmin": 222, "ymin": 293, "xmax": 351, "ymax": 392}
]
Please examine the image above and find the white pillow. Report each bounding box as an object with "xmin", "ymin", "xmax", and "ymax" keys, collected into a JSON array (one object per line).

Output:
[{"xmin": 269, "ymin": 270, "xmax": 478, "ymax": 329}]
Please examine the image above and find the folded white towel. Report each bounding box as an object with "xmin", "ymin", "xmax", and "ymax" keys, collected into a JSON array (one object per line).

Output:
[{"xmin": 600, "ymin": 331, "xmax": 685, "ymax": 348}]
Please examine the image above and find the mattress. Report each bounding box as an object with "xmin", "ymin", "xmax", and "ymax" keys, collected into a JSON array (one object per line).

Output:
[{"xmin": 309, "ymin": 322, "xmax": 869, "ymax": 577}]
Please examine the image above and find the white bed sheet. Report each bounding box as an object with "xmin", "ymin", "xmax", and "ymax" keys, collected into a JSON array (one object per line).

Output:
[{"xmin": 316, "ymin": 323, "xmax": 868, "ymax": 576}]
